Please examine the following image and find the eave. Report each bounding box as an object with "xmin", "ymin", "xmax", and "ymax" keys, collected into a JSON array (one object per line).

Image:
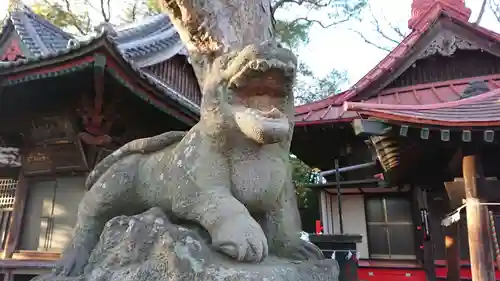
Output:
[
  {"xmin": 345, "ymin": 84, "xmax": 500, "ymax": 128},
  {"xmin": 0, "ymin": 36, "xmax": 200, "ymax": 125},
  {"xmin": 294, "ymin": 6, "xmax": 500, "ymax": 126}
]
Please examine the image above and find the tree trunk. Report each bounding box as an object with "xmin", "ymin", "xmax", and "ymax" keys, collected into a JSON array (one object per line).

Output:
[{"xmin": 159, "ymin": 0, "xmax": 274, "ymax": 84}]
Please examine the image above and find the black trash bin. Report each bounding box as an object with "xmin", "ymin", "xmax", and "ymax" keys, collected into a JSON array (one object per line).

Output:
[{"xmin": 309, "ymin": 234, "xmax": 362, "ymax": 281}]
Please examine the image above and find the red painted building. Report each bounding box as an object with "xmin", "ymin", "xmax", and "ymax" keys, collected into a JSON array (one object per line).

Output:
[{"xmin": 292, "ymin": 1, "xmax": 500, "ymax": 280}]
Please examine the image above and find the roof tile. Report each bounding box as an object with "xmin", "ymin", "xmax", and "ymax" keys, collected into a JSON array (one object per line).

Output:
[
  {"xmin": 294, "ymin": 4, "xmax": 500, "ymax": 125},
  {"xmin": 0, "ymin": 8, "xmax": 199, "ymax": 116}
]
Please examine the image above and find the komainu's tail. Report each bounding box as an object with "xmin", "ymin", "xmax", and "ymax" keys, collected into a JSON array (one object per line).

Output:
[{"xmin": 85, "ymin": 131, "xmax": 187, "ymax": 189}]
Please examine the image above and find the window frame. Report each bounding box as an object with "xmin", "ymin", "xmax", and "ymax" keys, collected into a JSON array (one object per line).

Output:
[{"xmin": 365, "ymin": 195, "xmax": 416, "ymax": 260}]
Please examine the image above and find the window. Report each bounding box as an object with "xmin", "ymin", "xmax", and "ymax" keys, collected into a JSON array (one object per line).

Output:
[{"xmin": 365, "ymin": 196, "xmax": 416, "ymax": 259}]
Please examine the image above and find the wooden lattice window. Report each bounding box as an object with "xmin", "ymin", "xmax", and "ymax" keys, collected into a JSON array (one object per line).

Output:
[
  {"xmin": 0, "ymin": 178, "xmax": 17, "ymax": 211},
  {"xmin": 365, "ymin": 196, "xmax": 416, "ymax": 259}
]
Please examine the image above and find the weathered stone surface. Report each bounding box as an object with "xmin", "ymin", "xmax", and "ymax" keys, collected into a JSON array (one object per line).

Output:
[
  {"xmin": 34, "ymin": 208, "xmax": 339, "ymax": 281},
  {"xmin": 52, "ymin": 41, "xmax": 324, "ymax": 278}
]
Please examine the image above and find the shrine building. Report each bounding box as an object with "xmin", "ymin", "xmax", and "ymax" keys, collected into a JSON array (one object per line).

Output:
[
  {"xmin": 0, "ymin": 4, "xmax": 200, "ymax": 280},
  {"xmin": 293, "ymin": 0, "xmax": 500, "ymax": 280}
]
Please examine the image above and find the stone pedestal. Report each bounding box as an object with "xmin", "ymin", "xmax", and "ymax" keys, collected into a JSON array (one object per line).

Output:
[
  {"xmin": 33, "ymin": 208, "xmax": 339, "ymax": 281},
  {"xmin": 309, "ymin": 234, "xmax": 362, "ymax": 281}
]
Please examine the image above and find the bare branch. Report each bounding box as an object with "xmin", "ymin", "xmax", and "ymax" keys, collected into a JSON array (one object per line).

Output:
[
  {"xmin": 368, "ymin": 10, "xmax": 401, "ymax": 44},
  {"xmin": 380, "ymin": 11, "xmax": 405, "ymax": 38},
  {"xmin": 107, "ymin": 0, "xmax": 112, "ymax": 21},
  {"xmin": 287, "ymin": 16, "xmax": 350, "ymax": 28},
  {"xmin": 272, "ymin": 0, "xmax": 329, "ymax": 14},
  {"xmin": 350, "ymin": 3, "xmax": 406, "ymax": 52},
  {"xmin": 349, "ymin": 28, "xmax": 392, "ymax": 52},
  {"xmin": 60, "ymin": 0, "xmax": 90, "ymax": 35},
  {"xmin": 271, "ymin": 0, "xmax": 364, "ymax": 27},
  {"xmin": 99, "ymin": 0, "xmax": 111, "ymax": 22},
  {"xmin": 489, "ymin": 0, "xmax": 500, "ymax": 22},
  {"xmin": 475, "ymin": 0, "xmax": 487, "ymax": 24}
]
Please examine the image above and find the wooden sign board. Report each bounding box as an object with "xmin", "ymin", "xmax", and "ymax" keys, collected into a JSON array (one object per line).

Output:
[
  {"xmin": 23, "ymin": 147, "xmax": 52, "ymax": 175},
  {"xmin": 23, "ymin": 140, "xmax": 88, "ymax": 176},
  {"xmin": 29, "ymin": 116, "xmax": 75, "ymax": 145},
  {"xmin": 52, "ymin": 142, "xmax": 88, "ymax": 172}
]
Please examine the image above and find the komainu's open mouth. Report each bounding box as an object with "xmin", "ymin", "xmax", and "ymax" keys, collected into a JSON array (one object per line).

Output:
[
  {"xmin": 219, "ymin": 42, "xmax": 297, "ymax": 144},
  {"xmin": 228, "ymin": 58, "xmax": 296, "ymax": 92},
  {"xmin": 231, "ymin": 67, "xmax": 289, "ymax": 120},
  {"xmin": 231, "ymin": 67, "xmax": 292, "ymax": 144}
]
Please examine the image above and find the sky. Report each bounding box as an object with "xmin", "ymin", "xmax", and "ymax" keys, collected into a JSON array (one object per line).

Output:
[{"xmin": 1, "ymin": 0, "xmax": 499, "ymax": 90}]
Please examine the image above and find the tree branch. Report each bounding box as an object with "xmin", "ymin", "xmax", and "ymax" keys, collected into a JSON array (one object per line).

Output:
[
  {"xmin": 349, "ymin": 28, "xmax": 392, "ymax": 52},
  {"xmin": 490, "ymin": 0, "xmax": 500, "ymax": 23},
  {"xmin": 287, "ymin": 16, "xmax": 350, "ymax": 28},
  {"xmin": 60, "ymin": 0, "xmax": 90, "ymax": 35},
  {"xmin": 475, "ymin": 0, "xmax": 487, "ymax": 24},
  {"xmin": 272, "ymin": 0, "xmax": 364, "ymax": 28},
  {"xmin": 368, "ymin": 10, "xmax": 401, "ymax": 44}
]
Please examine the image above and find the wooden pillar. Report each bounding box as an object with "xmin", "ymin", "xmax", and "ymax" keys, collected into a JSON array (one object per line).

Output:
[
  {"xmin": 444, "ymin": 180, "xmax": 464, "ymax": 281},
  {"xmin": 462, "ymin": 153, "xmax": 495, "ymax": 281},
  {"xmin": 2, "ymin": 172, "xmax": 28, "ymax": 259}
]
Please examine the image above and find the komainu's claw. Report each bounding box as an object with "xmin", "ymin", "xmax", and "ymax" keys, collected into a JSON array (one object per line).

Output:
[
  {"xmin": 278, "ymin": 239, "xmax": 324, "ymax": 261},
  {"xmin": 211, "ymin": 214, "xmax": 268, "ymax": 262},
  {"xmin": 53, "ymin": 246, "xmax": 91, "ymax": 277}
]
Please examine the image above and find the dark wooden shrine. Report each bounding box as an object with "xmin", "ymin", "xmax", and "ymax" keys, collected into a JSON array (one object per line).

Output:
[{"xmin": 0, "ymin": 5, "xmax": 201, "ymax": 281}]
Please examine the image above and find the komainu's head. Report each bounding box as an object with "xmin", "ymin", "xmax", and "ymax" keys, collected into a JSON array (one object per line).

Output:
[{"xmin": 202, "ymin": 41, "xmax": 297, "ymax": 145}]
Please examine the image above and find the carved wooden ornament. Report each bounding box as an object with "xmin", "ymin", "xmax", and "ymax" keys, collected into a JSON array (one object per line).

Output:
[
  {"xmin": 0, "ymin": 40, "xmax": 24, "ymax": 62},
  {"xmin": 418, "ymin": 31, "xmax": 479, "ymax": 59}
]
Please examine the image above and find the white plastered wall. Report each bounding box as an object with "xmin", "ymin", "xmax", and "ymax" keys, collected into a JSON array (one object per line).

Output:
[{"xmin": 320, "ymin": 191, "xmax": 369, "ymax": 259}]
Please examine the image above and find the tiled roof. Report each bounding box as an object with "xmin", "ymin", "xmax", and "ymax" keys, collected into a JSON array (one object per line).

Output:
[
  {"xmin": 295, "ymin": 74, "xmax": 500, "ymax": 126},
  {"xmin": 344, "ymin": 76, "xmax": 500, "ymax": 127},
  {"xmin": 294, "ymin": 92, "xmax": 356, "ymax": 126},
  {"xmin": 294, "ymin": 1, "xmax": 500, "ymax": 125},
  {"xmin": 109, "ymin": 14, "xmax": 186, "ymax": 67},
  {"xmin": 342, "ymin": 2, "xmax": 500, "ymax": 103},
  {"xmin": 7, "ymin": 5, "xmax": 73, "ymax": 56},
  {"xmin": 0, "ymin": 7, "xmax": 199, "ymax": 116},
  {"xmin": 344, "ymin": 90, "xmax": 500, "ymax": 126},
  {"xmin": 0, "ymin": 32, "xmax": 199, "ymax": 116}
]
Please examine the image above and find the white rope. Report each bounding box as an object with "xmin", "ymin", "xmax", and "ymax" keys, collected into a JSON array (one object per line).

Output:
[{"xmin": 441, "ymin": 202, "xmax": 500, "ymax": 226}]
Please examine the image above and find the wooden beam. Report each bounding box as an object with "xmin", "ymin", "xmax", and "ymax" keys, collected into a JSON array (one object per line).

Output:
[
  {"xmin": 462, "ymin": 153, "xmax": 495, "ymax": 281},
  {"xmin": 444, "ymin": 181, "xmax": 466, "ymax": 209},
  {"xmin": 11, "ymin": 251, "xmax": 60, "ymax": 261},
  {"xmin": 444, "ymin": 178, "xmax": 500, "ymax": 203},
  {"xmin": 2, "ymin": 172, "xmax": 28, "ymax": 259},
  {"xmin": 93, "ymin": 53, "xmax": 106, "ymax": 120},
  {"xmin": 352, "ymin": 119, "xmax": 392, "ymax": 136}
]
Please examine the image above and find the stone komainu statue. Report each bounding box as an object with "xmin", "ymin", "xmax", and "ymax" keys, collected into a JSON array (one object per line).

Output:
[{"xmin": 53, "ymin": 41, "xmax": 324, "ymax": 277}]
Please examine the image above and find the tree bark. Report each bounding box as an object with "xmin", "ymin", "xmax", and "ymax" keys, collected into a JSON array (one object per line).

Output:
[{"xmin": 158, "ymin": 0, "xmax": 274, "ymax": 84}]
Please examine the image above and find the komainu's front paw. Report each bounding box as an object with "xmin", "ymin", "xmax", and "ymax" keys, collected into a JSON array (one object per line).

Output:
[
  {"xmin": 211, "ymin": 214, "xmax": 268, "ymax": 262},
  {"xmin": 278, "ymin": 239, "xmax": 325, "ymax": 261},
  {"xmin": 53, "ymin": 246, "xmax": 91, "ymax": 277}
]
